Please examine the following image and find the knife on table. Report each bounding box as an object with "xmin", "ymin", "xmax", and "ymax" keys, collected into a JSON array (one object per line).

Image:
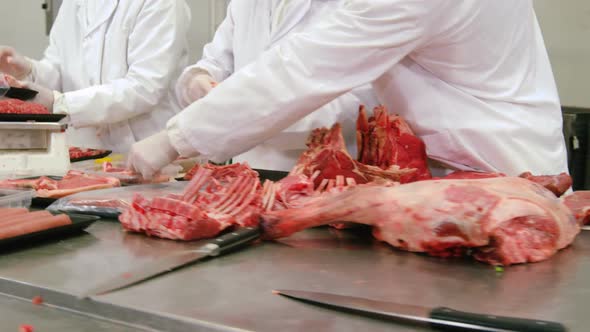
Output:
[
  {"xmin": 274, "ymin": 289, "xmax": 566, "ymax": 332},
  {"xmin": 78, "ymin": 226, "xmax": 261, "ymax": 298}
]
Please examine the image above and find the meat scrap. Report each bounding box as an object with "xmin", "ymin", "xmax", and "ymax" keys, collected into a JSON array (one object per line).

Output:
[
  {"xmin": 0, "ymin": 98, "xmax": 49, "ymax": 114},
  {"xmin": 0, "ymin": 170, "xmax": 120, "ymax": 198},
  {"xmin": 19, "ymin": 325, "xmax": 34, "ymax": 332},
  {"xmin": 261, "ymin": 174, "xmax": 586, "ymax": 266},
  {"xmin": 119, "ymin": 163, "xmax": 263, "ymax": 240}
]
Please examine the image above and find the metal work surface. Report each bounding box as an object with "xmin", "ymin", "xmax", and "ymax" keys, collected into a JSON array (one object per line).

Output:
[
  {"xmin": 0, "ymin": 221, "xmax": 588, "ymax": 331},
  {"xmin": 0, "ymin": 291, "xmax": 147, "ymax": 332}
]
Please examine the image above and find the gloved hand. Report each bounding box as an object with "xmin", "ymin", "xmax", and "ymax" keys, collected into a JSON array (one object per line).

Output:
[
  {"xmin": 127, "ymin": 130, "xmax": 180, "ymax": 179},
  {"xmin": 182, "ymin": 72, "xmax": 217, "ymax": 105},
  {"xmin": 19, "ymin": 80, "xmax": 55, "ymax": 112},
  {"xmin": 0, "ymin": 46, "xmax": 31, "ymax": 80}
]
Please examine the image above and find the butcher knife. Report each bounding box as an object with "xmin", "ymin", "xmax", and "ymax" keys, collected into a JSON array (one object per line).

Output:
[
  {"xmin": 79, "ymin": 226, "xmax": 261, "ymax": 298},
  {"xmin": 273, "ymin": 289, "xmax": 566, "ymax": 332}
]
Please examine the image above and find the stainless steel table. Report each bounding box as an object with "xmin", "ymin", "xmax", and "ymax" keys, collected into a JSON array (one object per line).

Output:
[{"xmin": 0, "ymin": 221, "xmax": 587, "ymax": 331}]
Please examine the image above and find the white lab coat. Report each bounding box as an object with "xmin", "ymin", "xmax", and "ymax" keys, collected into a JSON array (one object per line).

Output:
[
  {"xmin": 167, "ymin": 0, "xmax": 568, "ymax": 177},
  {"xmin": 31, "ymin": 0, "xmax": 190, "ymax": 153},
  {"xmin": 176, "ymin": 0, "xmax": 379, "ymax": 171}
]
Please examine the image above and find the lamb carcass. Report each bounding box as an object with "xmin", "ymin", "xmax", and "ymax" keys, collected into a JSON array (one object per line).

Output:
[
  {"xmin": 262, "ymin": 174, "xmax": 584, "ymax": 265},
  {"xmin": 357, "ymin": 105, "xmax": 431, "ymax": 182},
  {"xmin": 119, "ymin": 163, "xmax": 263, "ymax": 240}
]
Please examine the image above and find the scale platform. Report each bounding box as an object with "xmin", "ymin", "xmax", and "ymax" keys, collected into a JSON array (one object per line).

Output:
[{"xmin": 0, "ymin": 115, "xmax": 70, "ymax": 179}]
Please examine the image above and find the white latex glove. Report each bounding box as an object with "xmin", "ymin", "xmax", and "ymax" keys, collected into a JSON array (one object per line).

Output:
[
  {"xmin": 0, "ymin": 46, "xmax": 31, "ymax": 80},
  {"xmin": 19, "ymin": 80, "xmax": 55, "ymax": 112},
  {"xmin": 182, "ymin": 73, "xmax": 217, "ymax": 105},
  {"xmin": 127, "ymin": 130, "xmax": 180, "ymax": 179}
]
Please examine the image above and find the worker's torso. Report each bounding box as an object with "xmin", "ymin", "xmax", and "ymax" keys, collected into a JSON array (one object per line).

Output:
[
  {"xmin": 49, "ymin": 0, "xmax": 185, "ymax": 152},
  {"xmin": 372, "ymin": 0, "xmax": 567, "ymax": 176},
  {"xmin": 229, "ymin": 0, "xmax": 380, "ymax": 171}
]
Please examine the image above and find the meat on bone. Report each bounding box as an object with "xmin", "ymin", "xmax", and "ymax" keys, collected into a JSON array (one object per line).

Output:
[
  {"xmin": 261, "ymin": 174, "xmax": 583, "ymax": 265},
  {"xmin": 357, "ymin": 105, "xmax": 431, "ymax": 182},
  {"xmin": 288, "ymin": 122, "xmax": 414, "ymax": 189},
  {"xmin": 119, "ymin": 163, "xmax": 263, "ymax": 240}
]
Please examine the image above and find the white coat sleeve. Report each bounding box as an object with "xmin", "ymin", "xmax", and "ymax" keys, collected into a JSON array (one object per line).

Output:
[
  {"xmin": 65, "ymin": 1, "xmax": 190, "ymax": 128},
  {"xmin": 167, "ymin": 0, "xmax": 434, "ymax": 162}
]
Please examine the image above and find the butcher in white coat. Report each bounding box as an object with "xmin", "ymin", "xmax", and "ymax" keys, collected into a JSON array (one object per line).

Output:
[
  {"xmin": 128, "ymin": 0, "xmax": 569, "ymax": 179},
  {"xmin": 0, "ymin": 0, "xmax": 191, "ymax": 153},
  {"xmin": 176, "ymin": 0, "xmax": 379, "ymax": 171}
]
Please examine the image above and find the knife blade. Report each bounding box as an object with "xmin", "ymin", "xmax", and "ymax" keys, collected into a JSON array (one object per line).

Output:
[
  {"xmin": 273, "ymin": 290, "xmax": 566, "ymax": 332},
  {"xmin": 78, "ymin": 226, "xmax": 260, "ymax": 298}
]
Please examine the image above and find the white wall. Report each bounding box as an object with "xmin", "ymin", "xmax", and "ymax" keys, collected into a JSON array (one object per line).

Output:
[
  {"xmin": 185, "ymin": 0, "xmax": 229, "ymax": 63},
  {"xmin": 534, "ymin": 0, "xmax": 590, "ymax": 108},
  {"xmin": 0, "ymin": 1, "xmax": 49, "ymax": 59}
]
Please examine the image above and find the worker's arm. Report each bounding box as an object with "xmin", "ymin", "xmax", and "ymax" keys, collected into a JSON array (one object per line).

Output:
[{"xmin": 167, "ymin": 0, "xmax": 435, "ymax": 162}]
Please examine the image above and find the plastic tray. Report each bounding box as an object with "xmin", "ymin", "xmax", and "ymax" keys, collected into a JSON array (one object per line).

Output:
[
  {"xmin": 0, "ymin": 113, "xmax": 67, "ymax": 122},
  {"xmin": 0, "ymin": 212, "xmax": 99, "ymax": 249},
  {"xmin": 0, "ymin": 188, "xmax": 35, "ymax": 209}
]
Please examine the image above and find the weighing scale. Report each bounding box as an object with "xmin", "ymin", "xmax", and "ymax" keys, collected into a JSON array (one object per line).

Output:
[{"xmin": 0, "ymin": 114, "xmax": 70, "ymax": 179}]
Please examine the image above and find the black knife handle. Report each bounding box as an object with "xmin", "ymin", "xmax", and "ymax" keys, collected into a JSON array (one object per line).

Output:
[
  {"xmin": 430, "ymin": 307, "xmax": 566, "ymax": 332},
  {"xmin": 208, "ymin": 226, "xmax": 261, "ymax": 256}
]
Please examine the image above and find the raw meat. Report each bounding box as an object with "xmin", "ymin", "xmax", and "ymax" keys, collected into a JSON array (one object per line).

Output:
[
  {"xmin": 119, "ymin": 163, "xmax": 263, "ymax": 240},
  {"xmin": 0, "ymin": 170, "xmax": 121, "ymax": 198},
  {"xmin": 561, "ymin": 191, "xmax": 590, "ymax": 225},
  {"xmin": 0, "ymin": 98, "xmax": 49, "ymax": 114},
  {"xmin": 357, "ymin": 105, "xmax": 431, "ymax": 182},
  {"xmin": 261, "ymin": 174, "xmax": 584, "ymax": 266},
  {"xmin": 69, "ymin": 147, "xmax": 111, "ymax": 161},
  {"xmin": 184, "ymin": 162, "xmax": 258, "ymax": 180},
  {"xmin": 100, "ymin": 162, "xmax": 171, "ymax": 184},
  {"xmin": 437, "ymin": 171, "xmax": 572, "ymax": 197},
  {"xmin": 289, "ymin": 122, "xmax": 414, "ymax": 189},
  {"xmin": 0, "ymin": 214, "xmax": 71, "ymax": 240},
  {"xmin": 0, "ymin": 208, "xmax": 72, "ymax": 240}
]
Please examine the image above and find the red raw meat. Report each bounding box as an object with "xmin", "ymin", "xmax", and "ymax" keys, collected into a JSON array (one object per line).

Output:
[
  {"xmin": 119, "ymin": 163, "xmax": 263, "ymax": 240},
  {"xmin": 437, "ymin": 171, "xmax": 572, "ymax": 197},
  {"xmin": 184, "ymin": 162, "xmax": 258, "ymax": 181},
  {"xmin": 357, "ymin": 105, "xmax": 431, "ymax": 182},
  {"xmin": 288, "ymin": 122, "xmax": 413, "ymax": 189},
  {"xmin": 69, "ymin": 147, "xmax": 111, "ymax": 161},
  {"xmin": 100, "ymin": 162, "xmax": 171, "ymax": 184},
  {"xmin": 0, "ymin": 171, "xmax": 120, "ymax": 198},
  {"xmin": 0, "ymin": 98, "xmax": 48, "ymax": 114},
  {"xmin": 261, "ymin": 173, "xmax": 584, "ymax": 266},
  {"xmin": 19, "ymin": 325, "xmax": 34, "ymax": 332},
  {"xmin": 561, "ymin": 191, "xmax": 590, "ymax": 225}
]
